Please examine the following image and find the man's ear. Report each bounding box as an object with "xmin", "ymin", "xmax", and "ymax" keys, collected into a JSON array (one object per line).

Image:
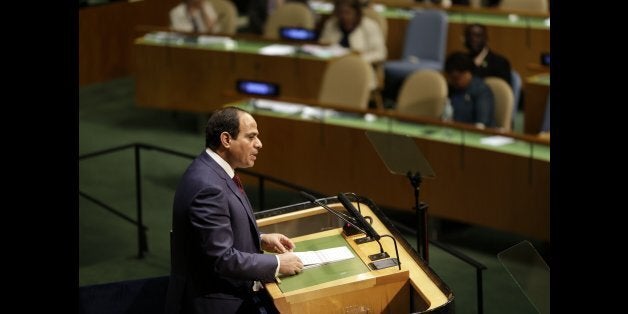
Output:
[{"xmin": 220, "ymin": 132, "xmax": 231, "ymax": 148}]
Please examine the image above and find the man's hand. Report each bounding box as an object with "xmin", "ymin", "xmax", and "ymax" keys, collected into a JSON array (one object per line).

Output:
[
  {"xmin": 278, "ymin": 252, "xmax": 303, "ymax": 276},
  {"xmin": 260, "ymin": 233, "xmax": 295, "ymax": 253}
]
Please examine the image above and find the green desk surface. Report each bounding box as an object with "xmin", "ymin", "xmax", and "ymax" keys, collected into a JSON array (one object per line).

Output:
[
  {"xmin": 238, "ymin": 101, "xmax": 550, "ymax": 162},
  {"xmin": 135, "ymin": 36, "xmax": 330, "ymax": 61},
  {"xmin": 277, "ymin": 234, "xmax": 369, "ymax": 293},
  {"xmin": 313, "ymin": 7, "xmax": 549, "ymax": 30}
]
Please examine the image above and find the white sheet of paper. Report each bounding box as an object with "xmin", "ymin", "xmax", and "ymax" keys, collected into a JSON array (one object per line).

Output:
[
  {"xmin": 197, "ymin": 35, "xmax": 233, "ymax": 46},
  {"xmin": 252, "ymin": 99, "xmax": 304, "ymax": 114},
  {"xmin": 480, "ymin": 135, "xmax": 515, "ymax": 146},
  {"xmin": 294, "ymin": 246, "xmax": 355, "ymax": 269},
  {"xmin": 259, "ymin": 44, "xmax": 296, "ymax": 56},
  {"xmin": 300, "ymin": 44, "xmax": 349, "ymax": 59}
]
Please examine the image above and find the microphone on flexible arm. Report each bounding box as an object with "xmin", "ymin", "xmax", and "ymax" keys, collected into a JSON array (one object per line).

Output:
[
  {"xmin": 337, "ymin": 192, "xmax": 401, "ymax": 270},
  {"xmin": 337, "ymin": 193, "xmax": 380, "ymax": 242},
  {"xmin": 299, "ymin": 191, "xmax": 364, "ymax": 236}
]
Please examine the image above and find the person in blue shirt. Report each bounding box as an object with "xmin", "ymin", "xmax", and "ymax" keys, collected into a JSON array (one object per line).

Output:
[{"xmin": 444, "ymin": 52, "xmax": 496, "ymax": 128}]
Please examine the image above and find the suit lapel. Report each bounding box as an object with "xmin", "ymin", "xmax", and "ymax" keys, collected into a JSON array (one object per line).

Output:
[{"xmin": 199, "ymin": 152, "xmax": 260, "ymax": 236}]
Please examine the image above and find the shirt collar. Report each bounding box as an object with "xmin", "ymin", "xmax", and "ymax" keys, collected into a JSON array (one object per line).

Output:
[
  {"xmin": 206, "ymin": 148, "xmax": 235, "ymax": 179},
  {"xmin": 474, "ymin": 47, "xmax": 490, "ymax": 67}
]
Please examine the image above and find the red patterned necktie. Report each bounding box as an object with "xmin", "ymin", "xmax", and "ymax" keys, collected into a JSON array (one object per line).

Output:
[{"xmin": 232, "ymin": 174, "xmax": 244, "ymax": 193}]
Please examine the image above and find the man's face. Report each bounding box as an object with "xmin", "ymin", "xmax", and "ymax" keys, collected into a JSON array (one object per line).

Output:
[
  {"xmin": 447, "ymin": 70, "xmax": 472, "ymax": 90},
  {"xmin": 464, "ymin": 26, "xmax": 487, "ymax": 55},
  {"xmin": 227, "ymin": 112, "xmax": 262, "ymax": 169}
]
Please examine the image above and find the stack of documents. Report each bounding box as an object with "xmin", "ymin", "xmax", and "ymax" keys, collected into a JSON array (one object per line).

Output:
[{"xmin": 294, "ymin": 246, "xmax": 355, "ymax": 269}]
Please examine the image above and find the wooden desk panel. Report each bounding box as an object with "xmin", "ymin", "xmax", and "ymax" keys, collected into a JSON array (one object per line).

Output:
[
  {"xmin": 232, "ymin": 53, "xmax": 324, "ymax": 101},
  {"xmin": 134, "ymin": 43, "xmax": 235, "ymax": 112},
  {"xmin": 251, "ymin": 110, "xmax": 550, "ymax": 241},
  {"xmin": 134, "ymin": 40, "xmax": 331, "ymax": 112},
  {"xmin": 79, "ymin": 0, "xmax": 179, "ymax": 86},
  {"xmin": 524, "ymin": 73, "xmax": 550, "ymax": 134}
]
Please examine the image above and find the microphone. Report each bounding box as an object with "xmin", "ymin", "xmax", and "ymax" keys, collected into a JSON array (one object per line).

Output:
[
  {"xmin": 337, "ymin": 193, "xmax": 402, "ymax": 269},
  {"xmin": 337, "ymin": 193, "xmax": 381, "ymax": 241},
  {"xmin": 299, "ymin": 191, "xmax": 365, "ymax": 234}
]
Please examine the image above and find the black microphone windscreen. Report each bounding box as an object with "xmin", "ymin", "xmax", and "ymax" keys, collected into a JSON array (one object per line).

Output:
[{"xmin": 337, "ymin": 193, "xmax": 380, "ymax": 241}]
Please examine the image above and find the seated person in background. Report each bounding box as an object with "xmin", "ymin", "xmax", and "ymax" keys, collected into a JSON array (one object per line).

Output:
[
  {"xmin": 445, "ymin": 52, "xmax": 496, "ymax": 129},
  {"xmin": 248, "ymin": 0, "xmax": 316, "ymax": 35},
  {"xmin": 170, "ymin": 0, "xmax": 220, "ymax": 34},
  {"xmin": 464, "ymin": 23, "xmax": 512, "ymax": 87},
  {"xmin": 318, "ymin": 0, "xmax": 387, "ymax": 90}
]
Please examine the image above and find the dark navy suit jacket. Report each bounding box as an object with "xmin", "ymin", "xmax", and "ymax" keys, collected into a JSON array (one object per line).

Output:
[{"xmin": 165, "ymin": 151, "xmax": 277, "ymax": 314}]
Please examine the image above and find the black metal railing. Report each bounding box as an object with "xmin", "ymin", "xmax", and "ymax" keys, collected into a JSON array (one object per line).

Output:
[
  {"xmin": 391, "ymin": 221, "xmax": 487, "ymax": 314},
  {"xmin": 79, "ymin": 143, "xmax": 321, "ymax": 258},
  {"xmin": 431, "ymin": 240, "xmax": 487, "ymax": 314}
]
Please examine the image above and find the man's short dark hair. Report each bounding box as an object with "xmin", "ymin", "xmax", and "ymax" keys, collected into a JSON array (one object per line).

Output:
[
  {"xmin": 464, "ymin": 23, "xmax": 487, "ymax": 37},
  {"xmin": 205, "ymin": 107, "xmax": 248, "ymax": 150},
  {"xmin": 445, "ymin": 52, "xmax": 474, "ymax": 74},
  {"xmin": 334, "ymin": 0, "xmax": 363, "ymax": 21}
]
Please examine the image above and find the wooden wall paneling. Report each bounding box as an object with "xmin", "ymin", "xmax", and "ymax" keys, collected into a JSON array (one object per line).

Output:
[
  {"xmin": 251, "ymin": 113, "xmax": 550, "ymax": 240},
  {"xmin": 80, "ymin": 0, "xmax": 180, "ymax": 86}
]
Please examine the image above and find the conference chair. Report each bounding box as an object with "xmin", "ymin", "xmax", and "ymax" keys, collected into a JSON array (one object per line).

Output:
[
  {"xmin": 383, "ymin": 9, "xmax": 448, "ymax": 101},
  {"xmin": 484, "ymin": 77, "xmax": 514, "ymax": 131},
  {"xmin": 500, "ymin": 0, "xmax": 549, "ymax": 14},
  {"xmin": 209, "ymin": 0, "xmax": 238, "ymax": 35},
  {"xmin": 263, "ymin": 2, "xmax": 315, "ymax": 39},
  {"xmin": 396, "ymin": 69, "xmax": 448, "ymax": 119},
  {"xmin": 318, "ymin": 54, "xmax": 372, "ymax": 110}
]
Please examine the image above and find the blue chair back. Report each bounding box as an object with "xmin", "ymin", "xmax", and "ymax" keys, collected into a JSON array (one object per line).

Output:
[{"xmin": 401, "ymin": 10, "xmax": 448, "ymax": 64}]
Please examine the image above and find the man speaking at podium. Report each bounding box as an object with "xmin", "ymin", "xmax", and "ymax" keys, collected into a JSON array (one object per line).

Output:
[{"xmin": 166, "ymin": 107, "xmax": 303, "ymax": 314}]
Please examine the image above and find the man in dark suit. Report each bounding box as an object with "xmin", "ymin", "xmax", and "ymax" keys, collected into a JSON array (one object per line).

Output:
[
  {"xmin": 464, "ymin": 23, "xmax": 512, "ymax": 87},
  {"xmin": 166, "ymin": 106, "xmax": 303, "ymax": 314}
]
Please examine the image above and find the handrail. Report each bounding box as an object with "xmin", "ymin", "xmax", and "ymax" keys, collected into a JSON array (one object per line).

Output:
[
  {"xmin": 431, "ymin": 240, "xmax": 487, "ymax": 314},
  {"xmin": 79, "ymin": 143, "xmax": 324, "ymax": 258}
]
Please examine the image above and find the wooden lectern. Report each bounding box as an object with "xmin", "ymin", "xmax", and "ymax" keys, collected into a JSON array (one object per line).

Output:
[{"xmin": 256, "ymin": 196, "xmax": 454, "ymax": 313}]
